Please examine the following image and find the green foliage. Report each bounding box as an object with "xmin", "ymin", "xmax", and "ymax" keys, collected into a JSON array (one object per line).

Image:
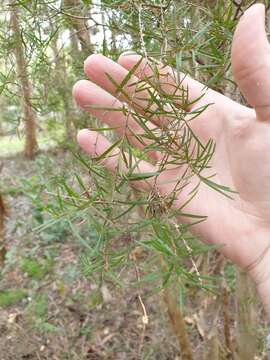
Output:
[
  {"xmin": 26, "ymin": 293, "xmax": 59, "ymax": 333},
  {"xmin": 27, "ymin": 294, "xmax": 48, "ymax": 318},
  {"xmin": 0, "ymin": 289, "xmax": 27, "ymax": 308},
  {"xmin": 40, "ymin": 51, "xmax": 228, "ymax": 295},
  {"xmin": 36, "ymin": 321, "xmax": 59, "ymax": 333},
  {"xmin": 224, "ymin": 262, "xmax": 236, "ymax": 290},
  {"xmin": 16, "ymin": 156, "xmax": 71, "ymax": 243},
  {"xmin": 88, "ymin": 288, "xmax": 103, "ymax": 309},
  {"xmin": 1, "ymin": 0, "xmax": 261, "ymax": 295},
  {"xmin": 21, "ymin": 257, "xmax": 53, "ymax": 279}
]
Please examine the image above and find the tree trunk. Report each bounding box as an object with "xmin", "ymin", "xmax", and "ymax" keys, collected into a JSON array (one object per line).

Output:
[
  {"xmin": 62, "ymin": 0, "xmax": 93, "ymax": 56},
  {"xmin": 163, "ymin": 287, "xmax": 194, "ymax": 360},
  {"xmin": 50, "ymin": 28, "xmax": 75, "ymax": 141},
  {"xmin": 0, "ymin": 190, "xmax": 5, "ymax": 230},
  {"xmin": 0, "ymin": 194, "xmax": 7, "ymax": 268},
  {"xmin": 70, "ymin": 28, "xmax": 80, "ymax": 55},
  {"xmin": 159, "ymin": 257, "xmax": 193, "ymax": 360},
  {"xmin": 10, "ymin": 3, "xmax": 38, "ymax": 159},
  {"xmin": 235, "ymin": 269, "xmax": 258, "ymax": 360}
]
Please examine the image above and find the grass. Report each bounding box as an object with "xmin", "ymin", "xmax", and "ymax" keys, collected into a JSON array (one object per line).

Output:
[
  {"xmin": 21, "ymin": 257, "xmax": 53, "ymax": 280},
  {"xmin": 27, "ymin": 294, "xmax": 48, "ymax": 318},
  {"xmin": 26, "ymin": 294, "xmax": 59, "ymax": 333},
  {"xmin": 0, "ymin": 289, "xmax": 27, "ymax": 307}
]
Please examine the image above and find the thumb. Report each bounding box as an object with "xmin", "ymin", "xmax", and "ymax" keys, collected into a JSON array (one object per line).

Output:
[{"xmin": 232, "ymin": 4, "xmax": 270, "ymax": 121}]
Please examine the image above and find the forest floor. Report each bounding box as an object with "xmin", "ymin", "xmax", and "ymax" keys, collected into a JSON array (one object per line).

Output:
[
  {"xmin": 0, "ymin": 149, "xmax": 269, "ymax": 360},
  {"xmin": 0, "ymin": 149, "xmax": 181, "ymax": 360}
]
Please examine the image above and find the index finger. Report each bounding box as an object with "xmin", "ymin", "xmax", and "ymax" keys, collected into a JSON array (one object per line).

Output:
[{"xmin": 118, "ymin": 53, "xmax": 215, "ymax": 110}]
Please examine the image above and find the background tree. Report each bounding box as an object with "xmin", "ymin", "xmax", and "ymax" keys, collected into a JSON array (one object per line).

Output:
[
  {"xmin": 9, "ymin": 1, "xmax": 38, "ymax": 159},
  {"xmin": 62, "ymin": 0, "xmax": 93, "ymax": 57}
]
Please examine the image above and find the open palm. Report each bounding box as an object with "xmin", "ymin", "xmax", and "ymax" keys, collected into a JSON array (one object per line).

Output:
[{"xmin": 73, "ymin": 4, "xmax": 270, "ymax": 284}]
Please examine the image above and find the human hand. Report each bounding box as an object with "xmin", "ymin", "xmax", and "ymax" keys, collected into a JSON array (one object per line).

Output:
[{"xmin": 73, "ymin": 4, "xmax": 270, "ymax": 311}]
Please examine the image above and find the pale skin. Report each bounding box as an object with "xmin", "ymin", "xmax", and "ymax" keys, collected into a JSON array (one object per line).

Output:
[{"xmin": 73, "ymin": 4, "xmax": 270, "ymax": 315}]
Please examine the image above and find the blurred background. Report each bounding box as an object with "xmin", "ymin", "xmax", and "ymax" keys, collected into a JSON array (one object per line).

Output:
[{"xmin": 0, "ymin": 1, "xmax": 269, "ymax": 359}]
